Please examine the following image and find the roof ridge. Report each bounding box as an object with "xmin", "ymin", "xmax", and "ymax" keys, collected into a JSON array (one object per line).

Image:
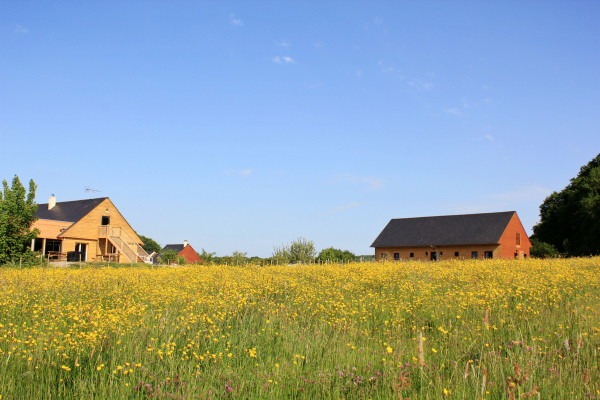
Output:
[
  {"xmin": 391, "ymin": 211, "xmax": 515, "ymax": 220},
  {"xmin": 37, "ymin": 197, "xmax": 109, "ymax": 206}
]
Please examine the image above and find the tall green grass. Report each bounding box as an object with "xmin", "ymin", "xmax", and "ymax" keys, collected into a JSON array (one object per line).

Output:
[{"xmin": 0, "ymin": 258, "xmax": 598, "ymax": 399}]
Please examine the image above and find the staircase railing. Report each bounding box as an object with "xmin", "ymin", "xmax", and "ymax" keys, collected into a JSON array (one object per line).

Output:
[{"xmin": 99, "ymin": 225, "xmax": 152, "ymax": 264}]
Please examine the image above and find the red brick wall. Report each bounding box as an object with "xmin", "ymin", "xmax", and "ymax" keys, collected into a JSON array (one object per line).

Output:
[
  {"xmin": 497, "ymin": 213, "xmax": 532, "ymax": 259},
  {"xmin": 374, "ymin": 245, "xmax": 500, "ymax": 261},
  {"xmin": 178, "ymin": 245, "xmax": 203, "ymax": 264}
]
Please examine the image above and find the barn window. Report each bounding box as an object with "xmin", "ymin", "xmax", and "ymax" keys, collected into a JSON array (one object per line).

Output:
[
  {"xmin": 455, "ymin": 251, "xmax": 459, "ymax": 257},
  {"xmin": 394, "ymin": 253, "xmax": 399, "ymax": 260},
  {"xmin": 410, "ymin": 253, "xmax": 414, "ymax": 257},
  {"xmin": 425, "ymin": 251, "xmax": 428, "ymax": 256},
  {"xmin": 484, "ymin": 251, "xmax": 493, "ymax": 259},
  {"xmin": 471, "ymin": 251, "xmax": 478, "ymax": 259},
  {"xmin": 516, "ymin": 232, "xmax": 521, "ymax": 245}
]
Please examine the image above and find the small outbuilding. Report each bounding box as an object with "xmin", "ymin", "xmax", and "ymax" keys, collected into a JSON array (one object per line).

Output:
[
  {"xmin": 371, "ymin": 211, "xmax": 532, "ymax": 261},
  {"xmin": 162, "ymin": 241, "xmax": 203, "ymax": 264}
]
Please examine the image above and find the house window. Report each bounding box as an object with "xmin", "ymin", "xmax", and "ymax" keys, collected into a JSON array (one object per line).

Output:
[
  {"xmin": 101, "ymin": 216, "xmax": 110, "ymax": 226},
  {"xmin": 410, "ymin": 253, "xmax": 414, "ymax": 258},
  {"xmin": 516, "ymin": 232, "xmax": 521, "ymax": 245},
  {"xmin": 394, "ymin": 253, "xmax": 399, "ymax": 260},
  {"xmin": 440, "ymin": 251, "xmax": 443, "ymax": 256},
  {"xmin": 381, "ymin": 253, "xmax": 387, "ymax": 260},
  {"xmin": 484, "ymin": 251, "xmax": 493, "ymax": 259},
  {"xmin": 45, "ymin": 239, "xmax": 62, "ymax": 256},
  {"xmin": 33, "ymin": 238, "xmax": 44, "ymax": 252},
  {"xmin": 425, "ymin": 251, "xmax": 428, "ymax": 256},
  {"xmin": 524, "ymin": 254, "xmax": 527, "ymax": 259},
  {"xmin": 471, "ymin": 251, "xmax": 478, "ymax": 259},
  {"xmin": 74, "ymin": 243, "xmax": 88, "ymax": 262},
  {"xmin": 455, "ymin": 251, "xmax": 459, "ymax": 257}
]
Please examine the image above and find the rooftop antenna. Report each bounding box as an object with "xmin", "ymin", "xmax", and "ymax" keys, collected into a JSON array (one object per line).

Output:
[{"xmin": 85, "ymin": 187, "xmax": 101, "ymax": 198}]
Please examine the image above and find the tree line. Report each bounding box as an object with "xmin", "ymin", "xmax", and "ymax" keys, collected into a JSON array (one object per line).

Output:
[{"xmin": 2, "ymin": 153, "xmax": 598, "ymax": 265}]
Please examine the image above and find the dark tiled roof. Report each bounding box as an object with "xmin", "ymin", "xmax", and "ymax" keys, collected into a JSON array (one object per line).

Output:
[
  {"xmin": 35, "ymin": 198, "xmax": 108, "ymax": 223},
  {"xmin": 371, "ymin": 211, "xmax": 516, "ymax": 247},
  {"xmin": 162, "ymin": 244, "xmax": 185, "ymax": 253}
]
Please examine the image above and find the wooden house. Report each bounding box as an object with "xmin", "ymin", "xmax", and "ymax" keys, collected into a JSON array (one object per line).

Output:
[
  {"xmin": 371, "ymin": 211, "xmax": 532, "ymax": 261},
  {"xmin": 32, "ymin": 196, "xmax": 151, "ymax": 263},
  {"xmin": 162, "ymin": 241, "xmax": 203, "ymax": 264}
]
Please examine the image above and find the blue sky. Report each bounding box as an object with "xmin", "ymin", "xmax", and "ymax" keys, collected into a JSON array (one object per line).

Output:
[{"xmin": 1, "ymin": 1, "xmax": 599, "ymax": 257}]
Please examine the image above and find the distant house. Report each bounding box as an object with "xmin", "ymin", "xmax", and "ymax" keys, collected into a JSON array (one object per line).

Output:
[
  {"xmin": 371, "ymin": 211, "xmax": 532, "ymax": 261},
  {"xmin": 32, "ymin": 196, "xmax": 151, "ymax": 263},
  {"xmin": 162, "ymin": 241, "xmax": 202, "ymax": 264}
]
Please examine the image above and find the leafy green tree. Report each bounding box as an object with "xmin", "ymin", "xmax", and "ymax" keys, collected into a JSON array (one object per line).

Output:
[
  {"xmin": 176, "ymin": 255, "xmax": 187, "ymax": 265},
  {"xmin": 0, "ymin": 176, "xmax": 39, "ymax": 265},
  {"xmin": 159, "ymin": 249, "xmax": 179, "ymax": 265},
  {"xmin": 532, "ymin": 153, "xmax": 600, "ymax": 256},
  {"xmin": 219, "ymin": 251, "xmax": 248, "ymax": 265},
  {"xmin": 530, "ymin": 239, "xmax": 560, "ymax": 259},
  {"xmin": 272, "ymin": 237, "xmax": 316, "ymax": 264},
  {"xmin": 199, "ymin": 249, "xmax": 216, "ymax": 264},
  {"xmin": 137, "ymin": 234, "xmax": 161, "ymax": 254},
  {"xmin": 317, "ymin": 247, "xmax": 356, "ymax": 262}
]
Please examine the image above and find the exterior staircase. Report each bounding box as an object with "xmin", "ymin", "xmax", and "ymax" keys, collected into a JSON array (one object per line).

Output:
[{"xmin": 100, "ymin": 225, "xmax": 152, "ymax": 264}]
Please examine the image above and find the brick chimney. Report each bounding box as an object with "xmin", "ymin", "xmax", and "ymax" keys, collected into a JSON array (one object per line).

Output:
[{"xmin": 48, "ymin": 195, "xmax": 56, "ymax": 210}]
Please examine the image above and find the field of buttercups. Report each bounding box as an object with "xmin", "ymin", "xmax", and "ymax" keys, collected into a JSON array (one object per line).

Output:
[{"xmin": 0, "ymin": 258, "xmax": 599, "ymax": 399}]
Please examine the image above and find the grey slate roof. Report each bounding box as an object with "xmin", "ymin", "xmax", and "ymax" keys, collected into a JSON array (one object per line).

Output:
[
  {"xmin": 162, "ymin": 244, "xmax": 185, "ymax": 253},
  {"xmin": 370, "ymin": 211, "xmax": 516, "ymax": 248},
  {"xmin": 35, "ymin": 198, "xmax": 108, "ymax": 222}
]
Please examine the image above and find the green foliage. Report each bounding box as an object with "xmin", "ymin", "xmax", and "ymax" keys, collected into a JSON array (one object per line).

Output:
[
  {"xmin": 532, "ymin": 153, "xmax": 600, "ymax": 256},
  {"xmin": 159, "ymin": 249, "xmax": 179, "ymax": 265},
  {"xmin": 272, "ymin": 237, "xmax": 316, "ymax": 264},
  {"xmin": 317, "ymin": 247, "xmax": 356, "ymax": 262},
  {"xmin": 199, "ymin": 249, "xmax": 216, "ymax": 264},
  {"xmin": 530, "ymin": 239, "xmax": 561, "ymax": 259},
  {"xmin": 137, "ymin": 234, "xmax": 161, "ymax": 254},
  {"xmin": 219, "ymin": 251, "xmax": 248, "ymax": 265},
  {"xmin": 0, "ymin": 175, "xmax": 39, "ymax": 265},
  {"xmin": 176, "ymin": 255, "xmax": 187, "ymax": 265}
]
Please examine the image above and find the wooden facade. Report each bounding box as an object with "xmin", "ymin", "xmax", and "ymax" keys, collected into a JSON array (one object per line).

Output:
[
  {"xmin": 32, "ymin": 197, "xmax": 149, "ymax": 263},
  {"xmin": 372, "ymin": 211, "xmax": 532, "ymax": 261}
]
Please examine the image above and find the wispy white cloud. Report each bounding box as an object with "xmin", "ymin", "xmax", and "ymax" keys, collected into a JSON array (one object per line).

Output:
[
  {"xmin": 441, "ymin": 184, "xmax": 552, "ymax": 214},
  {"xmin": 15, "ymin": 25, "xmax": 28, "ymax": 33},
  {"xmin": 225, "ymin": 169, "xmax": 252, "ymax": 177},
  {"xmin": 444, "ymin": 108, "xmax": 463, "ymax": 116},
  {"xmin": 409, "ymin": 80, "xmax": 433, "ymax": 90},
  {"xmin": 229, "ymin": 14, "xmax": 244, "ymax": 26},
  {"xmin": 355, "ymin": 69, "xmax": 363, "ymax": 77},
  {"xmin": 490, "ymin": 185, "xmax": 552, "ymax": 203},
  {"xmin": 275, "ymin": 41, "xmax": 291, "ymax": 47},
  {"xmin": 378, "ymin": 61, "xmax": 400, "ymax": 74},
  {"xmin": 323, "ymin": 202, "xmax": 363, "ymax": 215},
  {"xmin": 273, "ymin": 56, "xmax": 295, "ymax": 64},
  {"xmin": 485, "ymin": 134, "xmax": 494, "ymax": 142},
  {"xmin": 337, "ymin": 174, "xmax": 384, "ymax": 191}
]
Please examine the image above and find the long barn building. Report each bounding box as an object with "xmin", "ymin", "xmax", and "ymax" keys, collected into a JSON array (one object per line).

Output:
[{"xmin": 371, "ymin": 211, "xmax": 531, "ymax": 261}]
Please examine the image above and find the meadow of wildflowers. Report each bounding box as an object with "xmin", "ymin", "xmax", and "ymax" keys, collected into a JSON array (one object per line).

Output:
[{"xmin": 0, "ymin": 258, "xmax": 598, "ymax": 399}]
